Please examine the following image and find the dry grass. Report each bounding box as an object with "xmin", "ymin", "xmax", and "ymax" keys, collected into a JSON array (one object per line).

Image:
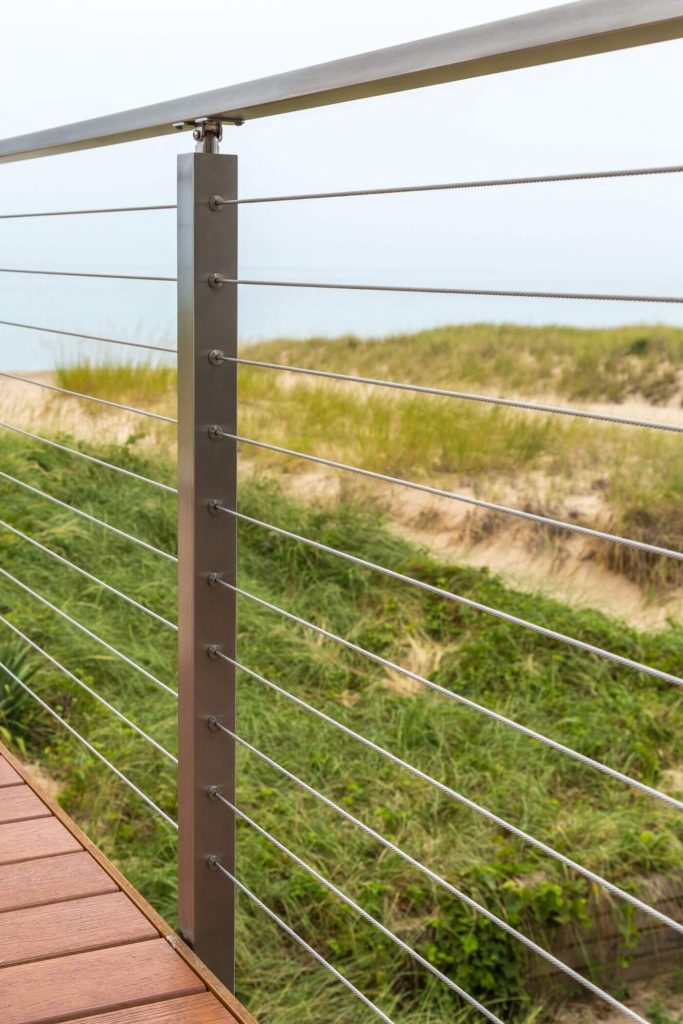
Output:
[{"xmin": 52, "ymin": 326, "xmax": 683, "ymax": 605}]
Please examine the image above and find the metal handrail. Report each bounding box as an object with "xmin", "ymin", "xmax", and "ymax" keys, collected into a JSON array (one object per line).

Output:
[
  {"xmin": 1, "ymin": 3, "xmax": 682, "ymax": 1011},
  {"xmin": 1, "ymin": 1, "xmax": 683, "ymax": 161}
]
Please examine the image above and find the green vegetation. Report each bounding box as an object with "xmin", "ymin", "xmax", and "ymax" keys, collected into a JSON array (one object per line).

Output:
[
  {"xmin": 0, "ymin": 427, "xmax": 681, "ymax": 1023},
  {"xmin": 57, "ymin": 358, "xmax": 176, "ymax": 409},
  {"xmin": 246, "ymin": 323, "xmax": 683, "ymax": 406},
  {"xmin": 55, "ymin": 322, "xmax": 683, "ymax": 590},
  {"xmin": 57, "ymin": 323, "xmax": 683, "ymax": 406}
]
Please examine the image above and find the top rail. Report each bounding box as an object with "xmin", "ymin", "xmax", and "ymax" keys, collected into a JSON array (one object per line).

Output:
[{"xmin": 2, "ymin": 0, "xmax": 683, "ymax": 162}]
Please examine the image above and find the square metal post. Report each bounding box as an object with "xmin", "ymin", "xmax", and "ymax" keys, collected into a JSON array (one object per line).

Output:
[{"xmin": 177, "ymin": 149, "xmax": 237, "ymax": 988}]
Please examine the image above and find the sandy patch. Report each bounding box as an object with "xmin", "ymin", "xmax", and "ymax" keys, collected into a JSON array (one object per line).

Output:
[
  {"xmin": 2, "ymin": 371, "xmax": 680, "ymax": 631},
  {"xmin": 555, "ymin": 976, "xmax": 682, "ymax": 1023}
]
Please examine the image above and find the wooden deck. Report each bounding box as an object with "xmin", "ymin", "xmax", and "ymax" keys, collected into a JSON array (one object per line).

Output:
[{"xmin": 0, "ymin": 744, "xmax": 256, "ymax": 1024}]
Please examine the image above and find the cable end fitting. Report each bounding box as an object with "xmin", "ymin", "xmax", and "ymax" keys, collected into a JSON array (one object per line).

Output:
[
  {"xmin": 209, "ymin": 195, "xmax": 225, "ymax": 211},
  {"xmin": 207, "ymin": 425, "xmax": 223, "ymax": 442},
  {"xmin": 208, "ymin": 273, "xmax": 224, "ymax": 289},
  {"xmin": 207, "ymin": 853, "xmax": 222, "ymax": 870},
  {"xmin": 207, "ymin": 571, "xmax": 224, "ymax": 588},
  {"xmin": 207, "ymin": 497, "xmax": 223, "ymax": 515},
  {"xmin": 208, "ymin": 348, "xmax": 225, "ymax": 366},
  {"xmin": 207, "ymin": 784, "xmax": 221, "ymax": 802},
  {"xmin": 207, "ymin": 643, "xmax": 223, "ymax": 661}
]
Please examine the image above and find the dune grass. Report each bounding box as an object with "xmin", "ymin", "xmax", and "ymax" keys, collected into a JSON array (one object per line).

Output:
[
  {"xmin": 55, "ymin": 324, "xmax": 683, "ymax": 589},
  {"xmin": 0, "ymin": 430, "xmax": 681, "ymax": 1021},
  {"xmin": 56, "ymin": 358, "xmax": 176, "ymax": 409},
  {"xmin": 246, "ymin": 323, "xmax": 683, "ymax": 406}
]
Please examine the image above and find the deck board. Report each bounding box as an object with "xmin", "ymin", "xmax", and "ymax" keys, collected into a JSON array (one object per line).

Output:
[
  {"xmin": 0, "ymin": 891, "xmax": 158, "ymax": 966},
  {"xmin": 0, "ymin": 753, "xmax": 22, "ymax": 787},
  {"xmin": 0, "ymin": 783, "xmax": 51, "ymax": 824},
  {"xmin": 0, "ymin": 851, "xmax": 117, "ymax": 913},
  {"xmin": 0, "ymin": 743, "xmax": 252, "ymax": 1024},
  {"xmin": 0, "ymin": 816, "xmax": 81, "ymax": 864},
  {"xmin": 66, "ymin": 993, "xmax": 240, "ymax": 1024},
  {"xmin": 0, "ymin": 940, "xmax": 206, "ymax": 1024}
]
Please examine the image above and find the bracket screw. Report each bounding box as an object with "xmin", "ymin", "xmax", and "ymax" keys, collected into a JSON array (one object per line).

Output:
[
  {"xmin": 207, "ymin": 643, "xmax": 223, "ymax": 660},
  {"xmin": 208, "ymin": 349, "xmax": 224, "ymax": 366},
  {"xmin": 208, "ymin": 273, "xmax": 224, "ymax": 289}
]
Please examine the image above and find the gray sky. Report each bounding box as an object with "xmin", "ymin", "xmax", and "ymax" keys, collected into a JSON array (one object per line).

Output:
[{"xmin": 1, "ymin": 1, "xmax": 683, "ymax": 367}]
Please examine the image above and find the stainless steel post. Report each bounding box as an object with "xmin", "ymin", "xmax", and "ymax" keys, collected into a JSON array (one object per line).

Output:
[{"xmin": 177, "ymin": 142, "xmax": 237, "ymax": 987}]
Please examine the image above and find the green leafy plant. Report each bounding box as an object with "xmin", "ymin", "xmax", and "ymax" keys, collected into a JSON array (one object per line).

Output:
[
  {"xmin": 0, "ymin": 640, "xmax": 39, "ymax": 752},
  {"xmin": 647, "ymin": 996, "xmax": 683, "ymax": 1024}
]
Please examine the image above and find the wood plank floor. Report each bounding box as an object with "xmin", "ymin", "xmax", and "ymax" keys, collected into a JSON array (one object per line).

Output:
[{"xmin": 0, "ymin": 746, "xmax": 256, "ymax": 1024}]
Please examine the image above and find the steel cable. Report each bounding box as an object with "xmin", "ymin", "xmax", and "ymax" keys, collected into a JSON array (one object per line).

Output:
[
  {"xmin": 0, "ymin": 318, "xmax": 176, "ymax": 354},
  {"xmin": 219, "ymin": 652, "xmax": 683, "ymax": 938},
  {"xmin": 216, "ymin": 721, "xmax": 659, "ymax": 1018},
  {"xmin": 0, "ymin": 267, "xmax": 176, "ymax": 282},
  {"xmin": 0, "ymin": 566, "xmax": 177, "ymax": 698},
  {"xmin": 217, "ymin": 162, "xmax": 683, "ymax": 205},
  {"xmin": 218, "ymin": 276, "xmax": 683, "ymax": 306},
  {"xmin": 0, "ymin": 371, "xmax": 177, "ymax": 424},
  {"xmin": 214, "ymin": 791, "xmax": 506, "ymax": 1024},
  {"xmin": 0, "ymin": 518, "xmax": 177, "ymax": 631},
  {"xmin": 217, "ymin": 578, "xmax": 683, "ymax": 811},
  {"xmin": 225, "ymin": 354, "xmax": 683, "ymax": 434},
  {"xmin": 212, "ymin": 862, "xmax": 397, "ymax": 1024},
  {"xmin": 214, "ymin": 505, "xmax": 683, "ymax": 688},
  {"xmin": 0, "ymin": 657, "xmax": 177, "ymax": 829},
  {"xmin": 0, "ymin": 468, "xmax": 177, "ymax": 562},
  {"xmin": 0, "ymin": 421, "xmax": 177, "ymax": 492},
  {"xmin": 0, "ymin": 204, "xmax": 176, "ymax": 219},
  {"xmin": 0, "ymin": 615, "xmax": 177, "ymax": 760},
  {"xmin": 218, "ymin": 430, "xmax": 683, "ymax": 561}
]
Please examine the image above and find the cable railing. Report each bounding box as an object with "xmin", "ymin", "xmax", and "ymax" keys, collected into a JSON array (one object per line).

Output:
[
  {"xmin": 217, "ymin": 430, "xmax": 683, "ymax": 555},
  {"xmin": 0, "ymin": 518, "xmax": 177, "ymax": 630},
  {"xmin": 0, "ymin": 615, "xmax": 176, "ymax": 758},
  {"xmin": 0, "ymin": 319, "xmax": 176, "ymax": 353},
  {"xmin": 223, "ymin": 354, "xmax": 683, "ymax": 433},
  {"xmin": 0, "ymin": 266, "xmax": 176, "ymax": 282},
  {"xmin": 0, "ymin": 658, "xmax": 177, "ymax": 828},
  {"xmin": 212, "ymin": 724, "xmax": 652, "ymax": 1015},
  {"xmin": 0, "ymin": 566, "xmax": 176, "ymax": 697},
  {"xmin": 210, "ymin": 780, "xmax": 649, "ymax": 1024},
  {"xmin": 0, "ymin": 204, "xmax": 176, "ymax": 218},
  {"xmin": 0, "ymin": 371, "xmax": 177, "ymax": 422},
  {"xmin": 218, "ymin": 653, "xmax": 683, "ymax": 938},
  {"xmin": 0, "ymin": 421, "xmax": 177, "ymax": 492},
  {"xmin": 214, "ymin": 578, "xmax": 683, "ymax": 811},
  {"xmin": 0, "ymin": 2, "xmax": 682, "ymax": 1022},
  {"xmin": 214, "ymin": 503, "xmax": 683, "ymax": 688},
  {"xmin": 217, "ymin": 274, "xmax": 683, "ymax": 306},
  {"xmin": 0, "ymin": 468, "xmax": 177, "ymax": 561}
]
